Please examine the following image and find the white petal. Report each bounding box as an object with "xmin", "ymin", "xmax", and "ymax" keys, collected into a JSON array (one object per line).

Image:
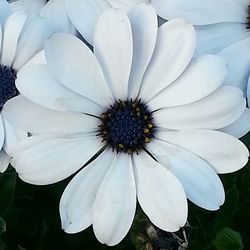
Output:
[
  {"xmin": 247, "ymin": 76, "xmax": 250, "ymax": 106},
  {"xmin": 154, "ymin": 86, "xmax": 245, "ymax": 130},
  {"xmin": 107, "ymin": 0, "xmax": 149, "ymax": 10},
  {"xmin": 151, "ymin": 0, "xmax": 246, "ymax": 24},
  {"xmin": 219, "ymin": 108, "xmax": 250, "ymax": 138},
  {"xmin": 127, "ymin": 4, "xmax": 158, "ymax": 99},
  {"xmin": 0, "ymin": 0, "xmax": 11, "ymax": 24},
  {"xmin": 93, "ymin": 153, "xmax": 136, "ymax": 246},
  {"xmin": 157, "ymin": 129, "xmax": 249, "ymax": 174},
  {"xmin": 1, "ymin": 11, "xmax": 27, "ymax": 67},
  {"xmin": 45, "ymin": 33, "xmax": 112, "ymax": 107},
  {"xmin": 65, "ymin": 0, "xmax": 110, "ymax": 45},
  {"xmin": 2, "ymin": 118, "xmax": 27, "ymax": 155},
  {"xmin": 148, "ymin": 55, "xmax": 228, "ymax": 109},
  {"xmin": 12, "ymin": 16, "xmax": 53, "ymax": 70},
  {"xmin": 139, "ymin": 19, "xmax": 196, "ymax": 101},
  {"xmin": 94, "ymin": 8, "xmax": 133, "ymax": 100},
  {"xmin": 13, "ymin": 134, "xmax": 103, "ymax": 185},
  {"xmin": 0, "ymin": 114, "xmax": 5, "ymax": 150},
  {"xmin": 60, "ymin": 150, "xmax": 114, "ymax": 234},
  {"xmin": 3, "ymin": 96, "xmax": 99, "ymax": 134},
  {"xmin": 0, "ymin": 150, "xmax": 9, "ymax": 173},
  {"xmin": 219, "ymin": 38, "xmax": 250, "ymax": 94},
  {"xmin": 16, "ymin": 64, "xmax": 103, "ymax": 115},
  {"xmin": 133, "ymin": 151, "xmax": 187, "ymax": 232},
  {"xmin": 40, "ymin": 0, "xmax": 75, "ymax": 33},
  {"xmin": 195, "ymin": 23, "xmax": 250, "ymax": 55},
  {"xmin": 22, "ymin": 50, "xmax": 46, "ymax": 67},
  {"xmin": 147, "ymin": 139, "xmax": 225, "ymax": 210}
]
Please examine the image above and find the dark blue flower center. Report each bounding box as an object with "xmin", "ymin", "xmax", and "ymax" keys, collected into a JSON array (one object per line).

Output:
[
  {"xmin": 0, "ymin": 65, "xmax": 17, "ymax": 109},
  {"xmin": 98, "ymin": 100, "xmax": 154, "ymax": 154}
]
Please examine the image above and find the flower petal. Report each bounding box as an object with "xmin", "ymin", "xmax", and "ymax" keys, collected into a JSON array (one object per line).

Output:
[
  {"xmin": 139, "ymin": 19, "xmax": 196, "ymax": 101},
  {"xmin": 219, "ymin": 38, "xmax": 250, "ymax": 93},
  {"xmin": 3, "ymin": 96, "xmax": 99, "ymax": 134},
  {"xmin": 195, "ymin": 23, "xmax": 250, "ymax": 55},
  {"xmin": 65, "ymin": 0, "xmax": 110, "ymax": 45},
  {"xmin": 93, "ymin": 153, "xmax": 136, "ymax": 246},
  {"xmin": 127, "ymin": 3, "xmax": 158, "ymax": 99},
  {"xmin": 219, "ymin": 108, "xmax": 250, "ymax": 138},
  {"xmin": 0, "ymin": 114, "xmax": 5, "ymax": 150},
  {"xmin": 40, "ymin": 0, "xmax": 75, "ymax": 33},
  {"xmin": 0, "ymin": 150, "xmax": 9, "ymax": 173},
  {"xmin": 16, "ymin": 64, "xmax": 103, "ymax": 115},
  {"xmin": 157, "ymin": 129, "xmax": 249, "ymax": 174},
  {"xmin": 13, "ymin": 16, "xmax": 53, "ymax": 70},
  {"xmin": 60, "ymin": 150, "xmax": 114, "ymax": 234},
  {"xmin": 133, "ymin": 151, "xmax": 187, "ymax": 232},
  {"xmin": 13, "ymin": 134, "xmax": 103, "ymax": 185},
  {"xmin": 10, "ymin": 0, "xmax": 46, "ymax": 15},
  {"xmin": 94, "ymin": 8, "xmax": 133, "ymax": 100},
  {"xmin": 147, "ymin": 139, "xmax": 225, "ymax": 210},
  {"xmin": 0, "ymin": 0, "xmax": 11, "ymax": 24},
  {"xmin": 107, "ymin": 0, "xmax": 149, "ymax": 10},
  {"xmin": 151, "ymin": 0, "xmax": 246, "ymax": 25},
  {"xmin": 154, "ymin": 86, "xmax": 245, "ymax": 130},
  {"xmin": 1, "ymin": 11, "xmax": 27, "ymax": 67},
  {"xmin": 148, "ymin": 54, "xmax": 228, "ymax": 109},
  {"xmin": 45, "ymin": 33, "xmax": 112, "ymax": 106},
  {"xmin": 22, "ymin": 50, "xmax": 46, "ymax": 67}
]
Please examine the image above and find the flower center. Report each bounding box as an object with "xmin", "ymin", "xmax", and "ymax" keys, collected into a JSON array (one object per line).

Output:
[
  {"xmin": 247, "ymin": 5, "xmax": 250, "ymax": 28},
  {"xmin": 98, "ymin": 99, "xmax": 154, "ymax": 154},
  {"xmin": 0, "ymin": 65, "xmax": 18, "ymax": 109}
]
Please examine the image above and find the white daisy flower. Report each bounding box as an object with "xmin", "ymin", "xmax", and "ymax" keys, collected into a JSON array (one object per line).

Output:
[
  {"xmin": 10, "ymin": 0, "xmax": 75, "ymax": 33},
  {"xmin": 0, "ymin": 0, "xmax": 53, "ymax": 172},
  {"xmin": 3, "ymin": 4, "xmax": 249, "ymax": 246},
  {"xmin": 151, "ymin": 0, "xmax": 250, "ymax": 138}
]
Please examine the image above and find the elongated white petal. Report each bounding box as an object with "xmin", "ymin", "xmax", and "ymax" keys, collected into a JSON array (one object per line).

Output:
[
  {"xmin": 40, "ymin": 0, "xmax": 75, "ymax": 33},
  {"xmin": 2, "ymin": 118, "xmax": 27, "ymax": 155},
  {"xmin": 219, "ymin": 38, "xmax": 250, "ymax": 93},
  {"xmin": 148, "ymin": 55, "xmax": 228, "ymax": 109},
  {"xmin": 0, "ymin": 114, "xmax": 4, "ymax": 150},
  {"xmin": 139, "ymin": 19, "xmax": 196, "ymax": 101},
  {"xmin": 13, "ymin": 134, "xmax": 103, "ymax": 185},
  {"xmin": 147, "ymin": 139, "xmax": 225, "ymax": 210},
  {"xmin": 127, "ymin": 4, "xmax": 157, "ymax": 99},
  {"xmin": 13, "ymin": 16, "xmax": 52, "ymax": 70},
  {"xmin": 93, "ymin": 153, "xmax": 136, "ymax": 246},
  {"xmin": 157, "ymin": 130, "xmax": 249, "ymax": 174},
  {"xmin": 94, "ymin": 8, "xmax": 133, "ymax": 100},
  {"xmin": 22, "ymin": 50, "xmax": 46, "ymax": 68},
  {"xmin": 151, "ymin": 0, "xmax": 246, "ymax": 24},
  {"xmin": 45, "ymin": 33, "xmax": 112, "ymax": 106},
  {"xmin": 1, "ymin": 12, "xmax": 27, "ymax": 67},
  {"xmin": 60, "ymin": 150, "xmax": 114, "ymax": 234},
  {"xmin": 0, "ymin": 150, "xmax": 9, "ymax": 173},
  {"xmin": 133, "ymin": 151, "xmax": 187, "ymax": 231},
  {"xmin": 16, "ymin": 64, "xmax": 103, "ymax": 115},
  {"xmin": 0, "ymin": 0, "xmax": 11, "ymax": 24},
  {"xmin": 10, "ymin": 0, "xmax": 46, "ymax": 15},
  {"xmin": 3, "ymin": 96, "xmax": 99, "ymax": 134},
  {"xmin": 154, "ymin": 86, "xmax": 245, "ymax": 130},
  {"xmin": 195, "ymin": 23, "xmax": 250, "ymax": 55},
  {"xmin": 219, "ymin": 108, "xmax": 250, "ymax": 138},
  {"xmin": 107, "ymin": 0, "xmax": 149, "ymax": 10},
  {"xmin": 65, "ymin": 0, "xmax": 110, "ymax": 45}
]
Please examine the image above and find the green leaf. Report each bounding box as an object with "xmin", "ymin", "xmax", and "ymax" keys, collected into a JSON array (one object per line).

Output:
[
  {"xmin": 0, "ymin": 171, "xmax": 17, "ymax": 215},
  {"xmin": 214, "ymin": 228, "xmax": 243, "ymax": 250},
  {"xmin": 0, "ymin": 217, "xmax": 6, "ymax": 234}
]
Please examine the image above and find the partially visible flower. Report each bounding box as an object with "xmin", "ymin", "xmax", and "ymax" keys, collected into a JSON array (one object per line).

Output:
[
  {"xmin": 151, "ymin": 0, "xmax": 250, "ymax": 138},
  {"xmin": 0, "ymin": 0, "xmax": 53, "ymax": 172},
  {"xmin": 3, "ymin": 4, "xmax": 249, "ymax": 245},
  {"xmin": 10, "ymin": 0, "xmax": 75, "ymax": 33}
]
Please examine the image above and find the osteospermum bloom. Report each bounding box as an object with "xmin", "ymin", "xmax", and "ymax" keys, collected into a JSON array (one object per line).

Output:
[
  {"xmin": 0, "ymin": 0, "xmax": 52, "ymax": 172},
  {"xmin": 151, "ymin": 0, "xmax": 250, "ymax": 138},
  {"xmin": 3, "ymin": 4, "xmax": 249, "ymax": 246},
  {"xmin": 10, "ymin": 0, "xmax": 75, "ymax": 33}
]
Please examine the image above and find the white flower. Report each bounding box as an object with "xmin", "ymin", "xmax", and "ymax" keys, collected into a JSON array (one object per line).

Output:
[
  {"xmin": 0, "ymin": 0, "xmax": 53, "ymax": 172},
  {"xmin": 3, "ymin": 4, "xmax": 249, "ymax": 246},
  {"xmin": 151, "ymin": 0, "xmax": 250, "ymax": 138},
  {"xmin": 10, "ymin": 0, "xmax": 75, "ymax": 33}
]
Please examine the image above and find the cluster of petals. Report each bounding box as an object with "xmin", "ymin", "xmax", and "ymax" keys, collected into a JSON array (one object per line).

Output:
[{"xmin": 3, "ymin": 3, "xmax": 249, "ymax": 246}]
